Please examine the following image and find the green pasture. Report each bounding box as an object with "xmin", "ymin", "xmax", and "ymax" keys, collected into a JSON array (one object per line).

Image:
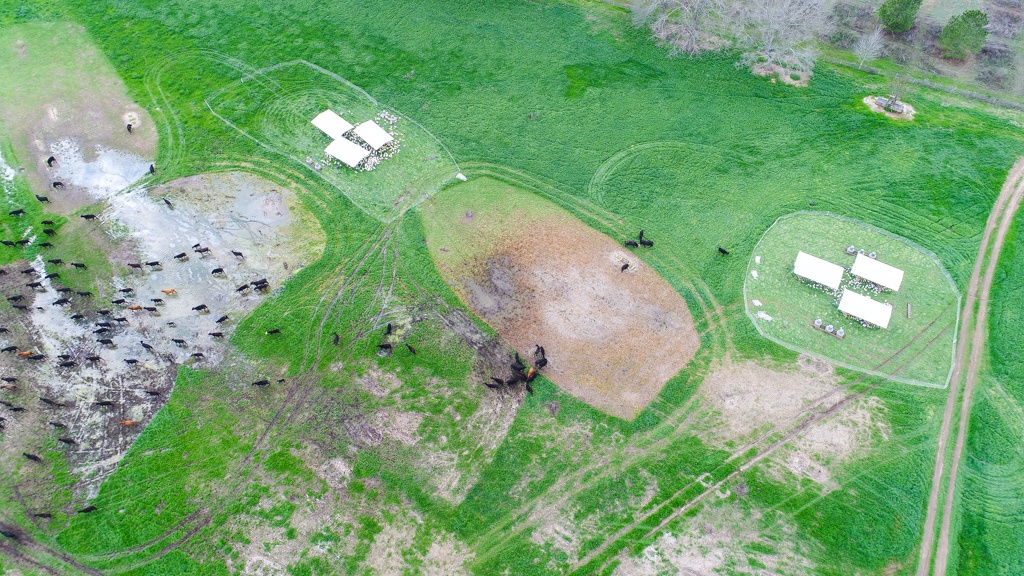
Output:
[
  {"xmin": 207, "ymin": 60, "xmax": 458, "ymax": 222},
  {"xmin": 0, "ymin": 0, "xmax": 1023, "ymax": 574},
  {"xmin": 745, "ymin": 212, "xmax": 959, "ymax": 387}
]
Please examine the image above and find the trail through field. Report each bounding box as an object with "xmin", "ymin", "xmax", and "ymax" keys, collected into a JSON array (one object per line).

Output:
[{"xmin": 916, "ymin": 158, "xmax": 1024, "ymax": 576}]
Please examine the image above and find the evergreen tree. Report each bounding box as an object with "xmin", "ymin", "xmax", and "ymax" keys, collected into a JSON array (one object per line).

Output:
[
  {"xmin": 938, "ymin": 10, "xmax": 989, "ymax": 60},
  {"xmin": 877, "ymin": 0, "xmax": 922, "ymax": 33}
]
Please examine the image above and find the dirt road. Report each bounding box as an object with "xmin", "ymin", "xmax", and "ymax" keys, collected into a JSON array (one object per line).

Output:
[{"xmin": 916, "ymin": 158, "xmax": 1024, "ymax": 576}]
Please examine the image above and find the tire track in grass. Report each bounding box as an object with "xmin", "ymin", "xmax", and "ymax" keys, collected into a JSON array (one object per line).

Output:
[{"xmin": 916, "ymin": 158, "xmax": 1024, "ymax": 576}]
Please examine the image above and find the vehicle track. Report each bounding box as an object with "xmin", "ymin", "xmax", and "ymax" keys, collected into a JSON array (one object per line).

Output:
[{"xmin": 918, "ymin": 158, "xmax": 1024, "ymax": 576}]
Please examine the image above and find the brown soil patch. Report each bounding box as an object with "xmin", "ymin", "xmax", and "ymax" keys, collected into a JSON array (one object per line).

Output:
[
  {"xmin": 864, "ymin": 96, "xmax": 917, "ymax": 120},
  {"xmin": 443, "ymin": 217, "xmax": 698, "ymax": 420}
]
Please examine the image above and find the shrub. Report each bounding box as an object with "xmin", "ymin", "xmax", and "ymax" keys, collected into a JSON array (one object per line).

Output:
[
  {"xmin": 938, "ymin": 10, "xmax": 990, "ymax": 60},
  {"xmin": 878, "ymin": 0, "xmax": 923, "ymax": 33}
]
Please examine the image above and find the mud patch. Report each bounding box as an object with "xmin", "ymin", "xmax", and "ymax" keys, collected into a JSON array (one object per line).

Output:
[{"xmin": 421, "ymin": 178, "xmax": 699, "ymax": 420}]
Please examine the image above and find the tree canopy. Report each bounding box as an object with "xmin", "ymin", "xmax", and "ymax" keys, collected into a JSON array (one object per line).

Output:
[
  {"xmin": 938, "ymin": 10, "xmax": 989, "ymax": 60},
  {"xmin": 877, "ymin": 0, "xmax": 922, "ymax": 34}
]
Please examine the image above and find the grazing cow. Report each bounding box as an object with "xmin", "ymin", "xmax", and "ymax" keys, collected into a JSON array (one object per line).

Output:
[
  {"xmin": 174, "ymin": 252, "xmax": 187, "ymax": 260},
  {"xmin": 127, "ymin": 263, "xmax": 142, "ymax": 270},
  {"xmin": 0, "ymin": 527, "xmax": 17, "ymax": 539},
  {"xmin": 58, "ymin": 438, "xmax": 76, "ymax": 445},
  {"xmin": 172, "ymin": 338, "xmax": 186, "ymax": 346},
  {"xmin": 126, "ymin": 305, "xmax": 142, "ymax": 311},
  {"xmin": 44, "ymin": 272, "xmax": 59, "ymax": 279},
  {"xmin": 21, "ymin": 267, "xmax": 34, "ymax": 274},
  {"xmin": 39, "ymin": 242, "xmax": 53, "ymax": 248},
  {"xmin": 12, "ymin": 304, "xmax": 28, "ymax": 311},
  {"xmin": 46, "ymin": 156, "xmax": 56, "ymax": 167},
  {"xmin": 119, "ymin": 288, "xmax": 134, "ymax": 294},
  {"xmin": 145, "ymin": 261, "xmax": 161, "ymax": 267},
  {"xmin": 16, "ymin": 351, "xmax": 31, "ymax": 357},
  {"xmin": 191, "ymin": 352, "xmax": 205, "ymax": 358},
  {"xmin": 211, "ymin": 267, "xmax": 224, "ymax": 275},
  {"xmin": 140, "ymin": 341, "xmax": 154, "ymax": 351},
  {"xmin": 2, "ymin": 346, "xmax": 17, "ymax": 353},
  {"xmin": 525, "ymin": 382, "xmax": 534, "ymax": 395},
  {"xmin": 70, "ymin": 262, "xmax": 87, "ymax": 269},
  {"xmin": 40, "ymin": 397, "xmax": 63, "ymax": 406},
  {"xmin": 484, "ymin": 381, "xmax": 501, "ymax": 390},
  {"xmin": 7, "ymin": 295, "xmax": 23, "ymax": 302},
  {"xmin": 236, "ymin": 284, "xmax": 250, "ymax": 292},
  {"xmin": 57, "ymin": 287, "xmax": 71, "ymax": 293},
  {"xmin": 386, "ymin": 323, "xmax": 393, "ymax": 335},
  {"xmin": 406, "ymin": 343, "xmax": 416, "ymax": 355},
  {"xmin": 195, "ymin": 247, "xmax": 211, "ymax": 255},
  {"xmin": 59, "ymin": 361, "xmax": 75, "ymax": 367},
  {"xmin": 14, "ymin": 240, "xmax": 28, "ymax": 247},
  {"xmin": 23, "ymin": 453, "xmax": 42, "ymax": 462},
  {"xmin": 124, "ymin": 358, "xmax": 139, "ymax": 365},
  {"xmin": 0, "ymin": 377, "xmax": 15, "ymax": 383},
  {"xmin": 52, "ymin": 181, "xmax": 65, "ymax": 189},
  {"xmin": 151, "ymin": 298, "xmax": 164, "ymax": 305},
  {"xmin": 639, "ymin": 230, "xmax": 645, "ymax": 241},
  {"xmin": 98, "ymin": 338, "xmax": 113, "ymax": 345},
  {"xmin": 127, "ymin": 123, "xmax": 133, "ymax": 133},
  {"xmin": 8, "ymin": 209, "xmax": 24, "ymax": 216},
  {"xmin": 536, "ymin": 358, "xmax": 548, "ymax": 368},
  {"xmin": 34, "ymin": 513, "xmax": 52, "ymax": 518},
  {"xmin": 26, "ymin": 282, "xmax": 42, "ymax": 288},
  {"xmin": 0, "ymin": 385, "xmax": 17, "ymax": 391},
  {"xmin": 97, "ymin": 309, "xmax": 111, "ymax": 315},
  {"xmin": 625, "ymin": 240, "xmax": 639, "ymax": 247},
  {"xmin": 143, "ymin": 307, "xmax": 157, "ymax": 312},
  {"xmin": 511, "ymin": 361, "xmax": 525, "ymax": 372},
  {"xmin": 119, "ymin": 420, "xmax": 136, "ymax": 426},
  {"xmin": 378, "ymin": 343, "xmax": 392, "ymax": 351},
  {"xmin": 112, "ymin": 299, "xmax": 127, "ymax": 305},
  {"xmin": 209, "ymin": 332, "xmax": 223, "ymax": 338},
  {"xmin": 42, "ymin": 220, "xmax": 55, "ymax": 225},
  {"xmin": 215, "ymin": 315, "xmax": 228, "ymax": 323},
  {"xmin": 144, "ymin": 390, "xmax": 160, "ymax": 396},
  {"xmin": 28, "ymin": 354, "xmax": 44, "ymax": 360},
  {"xmin": 79, "ymin": 506, "xmax": 97, "ymax": 514},
  {"xmin": 47, "ymin": 258, "xmax": 63, "ymax": 265},
  {"xmin": 86, "ymin": 355, "xmax": 100, "ymax": 362},
  {"xmin": 639, "ymin": 239, "xmax": 653, "ymax": 247},
  {"xmin": 621, "ymin": 263, "xmax": 629, "ymax": 272},
  {"xmin": 0, "ymin": 400, "xmax": 12, "ymax": 407},
  {"xmin": 192, "ymin": 304, "xmax": 208, "ymax": 312},
  {"xmin": 76, "ymin": 291, "xmax": 92, "ymax": 297},
  {"xmin": 114, "ymin": 317, "xmax": 128, "ymax": 323},
  {"xmin": 252, "ymin": 278, "xmax": 268, "ymax": 287},
  {"xmin": 717, "ymin": 246, "xmax": 729, "ymax": 255},
  {"xmin": 0, "ymin": 328, "xmax": 7, "ymax": 334},
  {"xmin": 36, "ymin": 195, "xmax": 50, "ymax": 203},
  {"xmin": 161, "ymin": 288, "xmax": 177, "ymax": 295},
  {"xmin": 48, "ymin": 421, "xmax": 66, "ymax": 428},
  {"xmin": 332, "ymin": 332, "xmax": 339, "ymax": 345},
  {"xmin": 42, "ymin": 228, "xmax": 55, "ymax": 236},
  {"xmin": 0, "ymin": 241, "xmax": 13, "ymax": 246},
  {"xmin": 93, "ymin": 400, "xmax": 114, "ymax": 406},
  {"xmin": 192, "ymin": 243, "xmax": 201, "ymax": 249},
  {"xmin": 151, "ymin": 164, "xmax": 156, "ymax": 175},
  {"xmin": 231, "ymin": 250, "xmax": 243, "ymax": 258},
  {"xmin": 57, "ymin": 354, "xmax": 71, "ymax": 360},
  {"xmin": 252, "ymin": 379, "xmax": 270, "ymax": 387},
  {"xmin": 80, "ymin": 214, "xmax": 96, "ymax": 220},
  {"xmin": 70, "ymin": 314, "xmax": 84, "ymax": 320},
  {"xmin": 266, "ymin": 328, "xmax": 281, "ymax": 335}
]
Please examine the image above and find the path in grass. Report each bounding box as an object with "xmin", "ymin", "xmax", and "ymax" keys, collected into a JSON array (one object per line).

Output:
[{"xmin": 916, "ymin": 157, "xmax": 1024, "ymax": 576}]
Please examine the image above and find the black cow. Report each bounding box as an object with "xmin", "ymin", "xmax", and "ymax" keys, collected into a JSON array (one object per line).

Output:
[
  {"xmin": 266, "ymin": 328, "xmax": 281, "ymax": 335},
  {"xmin": 76, "ymin": 291, "xmax": 92, "ymax": 297},
  {"xmin": 39, "ymin": 242, "xmax": 53, "ymax": 248},
  {"xmin": 70, "ymin": 314, "xmax": 84, "ymax": 320},
  {"xmin": 124, "ymin": 359, "xmax": 139, "ymax": 365},
  {"xmin": 7, "ymin": 295, "xmax": 22, "ymax": 302},
  {"xmin": 86, "ymin": 356, "xmax": 100, "ymax": 362},
  {"xmin": 211, "ymin": 268, "xmax": 224, "ymax": 275},
  {"xmin": 36, "ymin": 195, "xmax": 50, "ymax": 203},
  {"xmin": 151, "ymin": 298, "xmax": 163, "ymax": 304},
  {"xmin": 191, "ymin": 352, "xmax": 205, "ymax": 358},
  {"xmin": 80, "ymin": 214, "xmax": 96, "ymax": 220},
  {"xmin": 174, "ymin": 252, "xmax": 187, "ymax": 260},
  {"xmin": 119, "ymin": 288, "xmax": 134, "ymax": 294},
  {"xmin": 44, "ymin": 272, "xmax": 59, "ymax": 279},
  {"xmin": 251, "ymin": 379, "xmax": 269, "ymax": 387},
  {"xmin": 209, "ymin": 332, "xmax": 224, "ymax": 338},
  {"xmin": 34, "ymin": 513, "xmax": 52, "ymax": 519},
  {"xmin": 236, "ymin": 284, "xmax": 250, "ymax": 292},
  {"xmin": 28, "ymin": 354, "xmax": 44, "ymax": 360},
  {"xmin": 140, "ymin": 341, "xmax": 154, "ymax": 351},
  {"xmin": 127, "ymin": 263, "xmax": 142, "ymax": 270},
  {"xmin": 126, "ymin": 123, "xmax": 133, "ymax": 133},
  {"xmin": 150, "ymin": 164, "xmax": 156, "ymax": 175},
  {"xmin": 79, "ymin": 506, "xmax": 97, "ymax": 514},
  {"xmin": 717, "ymin": 246, "xmax": 729, "ymax": 255},
  {"xmin": 46, "ymin": 156, "xmax": 56, "ymax": 167},
  {"xmin": 98, "ymin": 338, "xmax": 114, "ymax": 345},
  {"xmin": 58, "ymin": 361, "xmax": 75, "ymax": 368},
  {"xmin": 0, "ymin": 241, "xmax": 13, "ymax": 246},
  {"xmin": 26, "ymin": 281, "xmax": 42, "ymax": 288},
  {"xmin": 143, "ymin": 306, "xmax": 157, "ymax": 312},
  {"xmin": 114, "ymin": 317, "xmax": 128, "ymax": 323},
  {"xmin": 70, "ymin": 262, "xmax": 87, "ymax": 269},
  {"xmin": 621, "ymin": 263, "xmax": 629, "ymax": 272},
  {"xmin": 93, "ymin": 400, "xmax": 114, "ymax": 406},
  {"xmin": 97, "ymin": 309, "xmax": 111, "ymax": 315},
  {"xmin": 406, "ymin": 344, "xmax": 416, "ymax": 355},
  {"xmin": 215, "ymin": 315, "xmax": 228, "ymax": 323},
  {"xmin": 47, "ymin": 258, "xmax": 62, "ymax": 265},
  {"xmin": 48, "ymin": 421, "xmax": 66, "ymax": 428},
  {"xmin": 332, "ymin": 332, "xmax": 340, "ymax": 345},
  {"xmin": 192, "ymin": 304, "xmax": 208, "ymax": 312},
  {"xmin": 639, "ymin": 230, "xmax": 645, "ymax": 241},
  {"xmin": 58, "ymin": 438, "xmax": 76, "ymax": 445},
  {"xmin": 42, "ymin": 220, "xmax": 54, "ymax": 225},
  {"xmin": 42, "ymin": 229, "xmax": 56, "ymax": 235},
  {"xmin": 40, "ymin": 397, "xmax": 63, "ymax": 406},
  {"xmin": 537, "ymin": 358, "xmax": 548, "ymax": 368},
  {"xmin": 8, "ymin": 209, "xmax": 24, "ymax": 216},
  {"xmin": 172, "ymin": 339, "xmax": 186, "ymax": 346},
  {"xmin": 145, "ymin": 261, "xmax": 161, "ymax": 267},
  {"xmin": 23, "ymin": 453, "xmax": 42, "ymax": 462},
  {"xmin": 112, "ymin": 299, "xmax": 126, "ymax": 305},
  {"xmin": 231, "ymin": 250, "xmax": 243, "ymax": 258},
  {"xmin": 625, "ymin": 240, "xmax": 639, "ymax": 247},
  {"xmin": 52, "ymin": 181, "xmax": 65, "ymax": 189}
]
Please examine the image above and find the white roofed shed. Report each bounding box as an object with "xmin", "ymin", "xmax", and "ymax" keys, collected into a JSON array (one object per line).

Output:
[
  {"xmin": 851, "ymin": 253, "xmax": 905, "ymax": 291},
  {"xmin": 793, "ymin": 251, "xmax": 844, "ymax": 290},
  {"xmin": 353, "ymin": 120, "xmax": 394, "ymax": 150},
  {"xmin": 325, "ymin": 138, "xmax": 370, "ymax": 168},
  {"xmin": 838, "ymin": 289, "xmax": 893, "ymax": 328},
  {"xmin": 311, "ymin": 110, "xmax": 354, "ymax": 140}
]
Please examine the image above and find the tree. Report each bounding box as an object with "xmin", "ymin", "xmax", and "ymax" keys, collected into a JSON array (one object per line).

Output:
[
  {"xmin": 630, "ymin": 0, "xmax": 721, "ymax": 55},
  {"xmin": 734, "ymin": 0, "xmax": 832, "ymax": 73},
  {"xmin": 853, "ymin": 26, "xmax": 885, "ymax": 68},
  {"xmin": 938, "ymin": 10, "xmax": 989, "ymax": 60},
  {"xmin": 877, "ymin": 0, "xmax": 922, "ymax": 34}
]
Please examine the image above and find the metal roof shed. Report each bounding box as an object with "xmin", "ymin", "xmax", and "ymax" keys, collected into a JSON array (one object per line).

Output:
[
  {"xmin": 325, "ymin": 138, "xmax": 370, "ymax": 168},
  {"xmin": 838, "ymin": 289, "xmax": 893, "ymax": 329},
  {"xmin": 311, "ymin": 110, "xmax": 354, "ymax": 140},
  {"xmin": 851, "ymin": 253, "xmax": 905, "ymax": 291},
  {"xmin": 793, "ymin": 251, "xmax": 844, "ymax": 290},
  {"xmin": 353, "ymin": 120, "xmax": 394, "ymax": 150}
]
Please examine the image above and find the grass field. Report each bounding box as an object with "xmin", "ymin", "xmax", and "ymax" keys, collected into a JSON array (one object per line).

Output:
[
  {"xmin": 0, "ymin": 0, "xmax": 1023, "ymax": 574},
  {"xmin": 745, "ymin": 211, "xmax": 960, "ymax": 387}
]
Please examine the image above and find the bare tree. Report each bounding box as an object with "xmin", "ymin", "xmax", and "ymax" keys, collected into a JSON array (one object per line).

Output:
[
  {"xmin": 733, "ymin": 0, "xmax": 832, "ymax": 73},
  {"xmin": 631, "ymin": 0, "xmax": 722, "ymax": 55},
  {"xmin": 853, "ymin": 26, "xmax": 885, "ymax": 68}
]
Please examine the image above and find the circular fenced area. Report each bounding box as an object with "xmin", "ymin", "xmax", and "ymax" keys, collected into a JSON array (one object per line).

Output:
[{"xmin": 744, "ymin": 212, "xmax": 960, "ymax": 388}]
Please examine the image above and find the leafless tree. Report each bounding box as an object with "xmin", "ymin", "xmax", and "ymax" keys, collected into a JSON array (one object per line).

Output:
[
  {"xmin": 853, "ymin": 26, "xmax": 885, "ymax": 68},
  {"xmin": 733, "ymin": 0, "xmax": 832, "ymax": 73},
  {"xmin": 631, "ymin": 0, "xmax": 722, "ymax": 55}
]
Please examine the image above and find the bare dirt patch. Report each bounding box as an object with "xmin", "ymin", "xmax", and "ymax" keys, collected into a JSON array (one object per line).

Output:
[
  {"xmin": 864, "ymin": 96, "xmax": 917, "ymax": 120},
  {"xmin": 422, "ymin": 182, "xmax": 699, "ymax": 420}
]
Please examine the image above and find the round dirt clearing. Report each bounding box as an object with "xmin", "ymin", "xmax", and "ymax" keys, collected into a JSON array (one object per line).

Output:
[{"xmin": 420, "ymin": 177, "xmax": 699, "ymax": 420}]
